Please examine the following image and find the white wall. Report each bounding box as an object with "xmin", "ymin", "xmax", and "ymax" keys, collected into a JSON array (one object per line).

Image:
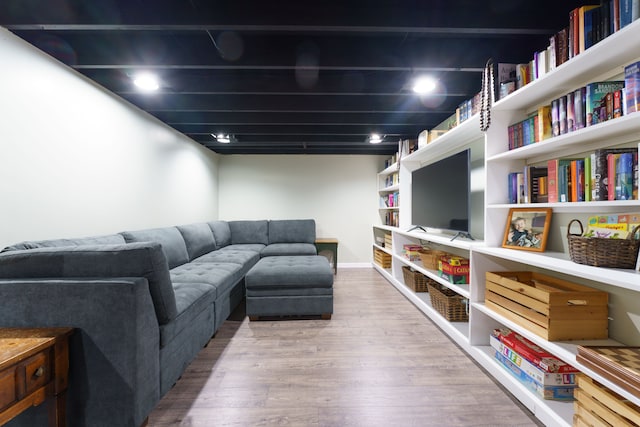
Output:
[
  {"xmin": 218, "ymin": 155, "xmax": 383, "ymax": 264},
  {"xmin": 0, "ymin": 28, "xmax": 220, "ymax": 248}
]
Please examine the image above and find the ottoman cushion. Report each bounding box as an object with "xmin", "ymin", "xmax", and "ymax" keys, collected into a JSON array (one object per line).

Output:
[{"xmin": 245, "ymin": 255, "xmax": 333, "ymax": 290}]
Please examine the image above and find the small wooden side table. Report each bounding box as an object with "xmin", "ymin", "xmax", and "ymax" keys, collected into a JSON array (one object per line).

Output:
[
  {"xmin": 315, "ymin": 238, "xmax": 338, "ymax": 274},
  {"xmin": 0, "ymin": 327, "xmax": 74, "ymax": 427}
]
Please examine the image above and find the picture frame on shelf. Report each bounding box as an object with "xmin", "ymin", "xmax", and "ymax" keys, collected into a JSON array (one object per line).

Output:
[{"xmin": 502, "ymin": 208, "xmax": 552, "ymax": 252}]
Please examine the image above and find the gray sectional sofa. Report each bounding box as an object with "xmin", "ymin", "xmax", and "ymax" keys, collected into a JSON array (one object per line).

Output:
[{"xmin": 0, "ymin": 219, "xmax": 318, "ymax": 427}]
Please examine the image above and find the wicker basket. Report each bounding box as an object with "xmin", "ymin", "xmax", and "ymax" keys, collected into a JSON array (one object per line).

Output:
[
  {"xmin": 427, "ymin": 281, "xmax": 469, "ymax": 321},
  {"xmin": 567, "ymin": 219, "xmax": 640, "ymax": 269},
  {"xmin": 401, "ymin": 266, "xmax": 430, "ymax": 292},
  {"xmin": 418, "ymin": 249, "xmax": 448, "ymax": 270}
]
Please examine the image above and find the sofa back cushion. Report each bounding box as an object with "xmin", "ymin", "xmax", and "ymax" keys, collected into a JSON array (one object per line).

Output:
[
  {"xmin": 120, "ymin": 227, "xmax": 189, "ymax": 269},
  {"xmin": 177, "ymin": 223, "xmax": 217, "ymax": 261},
  {"xmin": 268, "ymin": 219, "xmax": 316, "ymax": 244},
  {"xmin": 0, "ymin": 242, "xmax": 178, "ymax": 324},
  {"xmin": 229, "ymin": 220, "xmax": 269, "ymax": 245},
  {"xmin": 2, "ymin": 234, "xmax": 126, "ymax": 252},
  {"xmin": 207, "ymin": 221, "xmax": 231, "ymax": 249}
]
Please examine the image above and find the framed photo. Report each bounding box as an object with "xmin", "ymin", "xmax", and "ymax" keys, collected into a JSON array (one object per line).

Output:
[{"xmin": 502, "ymin": 208, "xmax": 552, "ymax": 252}]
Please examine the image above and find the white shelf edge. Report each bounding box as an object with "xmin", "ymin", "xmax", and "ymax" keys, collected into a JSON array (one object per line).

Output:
[
  {"xmin": 393, "ymin": 227, "xmax": 484, "ymax": 251},
  {"xmin": 372, "ymin": 224, "xmax": 398, "ymax": 232},
  {"xmin": 394, "ymin": 255, "xmax": 471, "ymax": 299},
  {"xmin": 378, "ymin": 206, "xmax": 400, "ymax": 211},
  {"xmin": 402, "ymin": 114, "xmax": 483, "ymax": 165},
  {"xmin": 379, "ymin": 184, "xmax": 400, "ymax": 193},
  {"xmin": 378, "ymin": 163, "xmax": 399, "ymax": 176},
  {"xmin": 473, "ymin": 246, "xmax": 640, "ymax": 291},
  {"xmin": 372, "ymin": 243, "xmax": 392, "ymax": 256},
  {"xmin": 487, "ymin": 200, "xmax": 640, "ymax": 212}
]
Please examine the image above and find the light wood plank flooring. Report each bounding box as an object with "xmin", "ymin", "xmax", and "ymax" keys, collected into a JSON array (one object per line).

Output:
[{"xmin": 148, "ymin": 268, "xmax": 543, "ymax": 426}]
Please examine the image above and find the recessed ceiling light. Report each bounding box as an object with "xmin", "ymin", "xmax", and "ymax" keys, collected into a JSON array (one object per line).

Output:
[
  {"xmin": 212, "ymin": 133, "xmax": 232, "ymax": 143},
  {"xmin": 133, "ymin": 73, "xmax": 160, "ymax": 91},
  {"xmin": 368, "ymin": 133, "xmax": 383, "ymax": 144},
  {"xmin": 412, "ymin": 77, "xmax": 437, "ymax": 94}
]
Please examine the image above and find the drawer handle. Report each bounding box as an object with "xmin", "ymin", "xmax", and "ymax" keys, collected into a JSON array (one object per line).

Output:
[{"xmin": 33, "ymin": 366, "xmax": 45, "ymax": 378}]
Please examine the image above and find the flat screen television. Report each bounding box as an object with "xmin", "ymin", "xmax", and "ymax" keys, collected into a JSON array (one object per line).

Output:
[{"xmin": 410, "ymin": 149, "xmax": 471, "ymax": 239}]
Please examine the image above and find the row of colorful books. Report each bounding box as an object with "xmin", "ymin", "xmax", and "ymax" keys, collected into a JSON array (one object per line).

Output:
[
  {"xmin": 497, "ymin": 2, "xmax": 639, "ymax": 98},
  {"xmin": 507, "ymin": 63, "xmax": 639, "ymax": 150},
  {"xmin": 380, "ymin": 192, "xmax": 400, "ymax": 208},
  {"xmin": 383, "ymin": 172, "xmax": 399, "ymax": 188},
  {"xmin": 383, "ymin": 211, "xmax": 399, "ymax": 227},
  {"xmin": 508, "ymin": 147, "xmax": 639, "ymax": 204},
  {"xmin": 491, "ymin": 328, "xmax": 579, "ymax": 401}
]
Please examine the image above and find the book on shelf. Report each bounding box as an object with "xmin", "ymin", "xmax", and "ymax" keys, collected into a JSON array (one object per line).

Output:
[
  {"xmin": 574, "ymin": 86, "xmax": 587, "ymax": 130},
  {"xmin": 620, "ymin": 0, "xmax": 640, "ymax": 29},
  {"xmin": 625, "ymin": 60, "xmax": 640, "ymax": 114},
  {"xmin": 585, "ymin": 81, "xmax": 625, "ymax": 126},
  {"xmin": 592, "ymin": 147, "xmax": 638, "ymax": 201}
]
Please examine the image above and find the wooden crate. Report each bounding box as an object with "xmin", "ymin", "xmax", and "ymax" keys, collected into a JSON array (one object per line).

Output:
[
  {"xmin": 384, "ymin": 233, "xmax": 392, "ymax": 251},
  {"xmin": 485, "ymin": 271, "xmax": 608, "ymax": 341},
  {"xmin": 573, "ymin": 374, "xmax": 640, "ymax": 427},
  {"xmin": 373, "ymin": 248, "xmax": 391, "ymax": 268},
  {"xmin": 418, "ymin": 249, "xmax": 448, "ymax": 270}
]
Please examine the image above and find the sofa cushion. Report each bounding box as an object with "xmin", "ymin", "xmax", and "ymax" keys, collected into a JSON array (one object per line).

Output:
[
  {"xmin": 170, "ymin": 262, "xmax": 245, "ymax": 298},
  {"xmin": 0, "ymin": 243, "xmax": 178, "ymax": 324},
  {"xmin": 1, "ymin": 234, "xmax": 126, "ymax": 252},
  {"xmin": 261, "ymin": 243, "xmax": 317, "ymax": 257},
  {"xmin": 208, "ymin": 221, "xmax": 231, "ymax": 249},
  {"xmin": 121, "ymin": 227, "xmax": 189, "ymax": 269},
  {"xmin": 192, "ymin": 248, "xmax": 260, "ymax": 268},
  {"xmin": 177, "ymin": 223, "xmax": 217, "ymax": 261},
  {"xmin": 159, "ymin": 282, "xmax": 216, "ymax": 347},
  {"xmin": 229, "ymin": 220, "xmax": 269, "ymax": 245},
  {"xmin": 268, "ymin": 219, "xmax": 316, "ymax": 244}
]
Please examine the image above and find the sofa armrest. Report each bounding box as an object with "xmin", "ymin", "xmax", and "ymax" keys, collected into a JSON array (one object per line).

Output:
[{"xmin": 0, "ymin": 277, "xmax": 159, "ymax": 427}]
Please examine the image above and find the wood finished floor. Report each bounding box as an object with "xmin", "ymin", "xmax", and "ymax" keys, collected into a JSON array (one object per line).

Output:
[{"xmin": 148, "ymin": 268, "xmax": 543, "ymax": 427}]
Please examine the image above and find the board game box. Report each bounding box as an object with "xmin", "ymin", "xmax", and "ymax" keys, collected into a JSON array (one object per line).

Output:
[{"xmin": 577, "ymin": 346, "xmax": 640, "ymax": 397}]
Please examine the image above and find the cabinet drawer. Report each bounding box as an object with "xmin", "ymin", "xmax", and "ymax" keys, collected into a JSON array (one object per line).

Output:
[
  {"xmin": 0, "ymin": 369, "xmax": 17, "ymax": 411},
  {"xmin": 22, "ymin": 351, "xmax": 50, "ymax": 396}
]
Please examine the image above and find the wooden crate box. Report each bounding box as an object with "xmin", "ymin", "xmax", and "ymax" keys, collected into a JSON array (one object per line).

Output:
[
  {"xmin": 485, "ymin": 271, "xmax": 608, "ymax": 341},
  {"xmin": 373, "ymin": 248, "xmax": 391, "ymax": 268},
  {"xmin": 574, "ymin": 374, "xmax": 640, "ymax": 427}
]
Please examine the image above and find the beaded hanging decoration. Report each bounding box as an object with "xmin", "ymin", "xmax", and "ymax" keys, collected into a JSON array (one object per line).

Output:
[{"xmin": 480, "ymin": 58, "xmax": 494, "ymax": 132}]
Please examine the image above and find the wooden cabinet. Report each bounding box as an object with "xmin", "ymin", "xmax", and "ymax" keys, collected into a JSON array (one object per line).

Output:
[{"xmin": 0, "ymin": 328, "xmax": 73, "ymax": 427}]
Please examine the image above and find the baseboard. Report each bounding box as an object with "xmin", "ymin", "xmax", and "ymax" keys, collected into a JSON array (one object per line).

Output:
[{"xmin": 336, "ymin": 262, "xmax": 372, "ymax": 269}]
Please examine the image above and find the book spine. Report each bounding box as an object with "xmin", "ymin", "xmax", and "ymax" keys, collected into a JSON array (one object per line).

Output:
[
  {"xmin": 574, "ymin": 87, "xmax": 586, "ymax": 130},
  {"xmin": 618, "ymin": 152, "xmax": 634, "ymax": 200},
  {"xmin": 551, "ymin": 98, "xmax": 560, "ymax": 136},
  {"xmin": 547, "ymin": 159, "xmax": 558, "ymax": 203},
  {"xmin": 584, "ymin": 155, "xmax": 592, "ymax": 202},
  {"xmin": 608, "ymin": 153, "xmax": 619, "ymax": 201}
]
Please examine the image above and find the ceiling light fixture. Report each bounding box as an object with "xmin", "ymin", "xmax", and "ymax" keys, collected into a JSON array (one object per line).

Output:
[
  {"xmin": 368, "ymin": 133, "xmax": 384, "ymax": 144},
  {"xmin": 133, "ymin": 73, "xmax": 160, "ymax": 91},
  {"xmin": 412, "ymin": 76, "xmax": 437, "ymax": 94},
  {"xmin": 212, "ymin": 133, "xmax": 233, "ymax": 143}
]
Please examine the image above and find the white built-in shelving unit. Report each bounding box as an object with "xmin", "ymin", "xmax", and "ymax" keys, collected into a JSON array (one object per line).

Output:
[{"xmin": 373, "ymin": 18, "xmax": 640, "ymax": 427}]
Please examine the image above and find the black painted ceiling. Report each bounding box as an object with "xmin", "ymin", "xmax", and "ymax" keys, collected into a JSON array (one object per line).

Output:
[{"xmin": 1, "ymin": 0, "xmax": 597, "ymax": 154}]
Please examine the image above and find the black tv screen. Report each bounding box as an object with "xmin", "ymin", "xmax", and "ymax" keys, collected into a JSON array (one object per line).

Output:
[{"xmin": 411, "ymin": 149, "xmax": 470, "ymax": 233}]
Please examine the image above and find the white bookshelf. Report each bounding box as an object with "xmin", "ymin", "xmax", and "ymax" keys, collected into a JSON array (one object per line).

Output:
[{"xmin": 373, "ymin": 18, "xmax": 640, "ymax": 427}]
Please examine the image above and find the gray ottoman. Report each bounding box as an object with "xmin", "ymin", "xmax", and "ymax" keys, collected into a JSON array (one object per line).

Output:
[{"xmin": 245, "ymin": 255, "xmax": 334, "ymax": 320}]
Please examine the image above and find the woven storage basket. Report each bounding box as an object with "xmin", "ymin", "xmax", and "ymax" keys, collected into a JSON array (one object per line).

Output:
[
  {"xmin": 401, "ymin": 266, "xmax": 430, "ymax": 292},
  {"xmin": 427, "ymin": 281, "xmax": 469, "ymax": 321},
  {"xmin": 418, "ymin": 249, "xmax": 448, "ymax": 270},
  {"xmin": 567, "ymin": 219, "xmax": 640, "ymax": 269}
]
